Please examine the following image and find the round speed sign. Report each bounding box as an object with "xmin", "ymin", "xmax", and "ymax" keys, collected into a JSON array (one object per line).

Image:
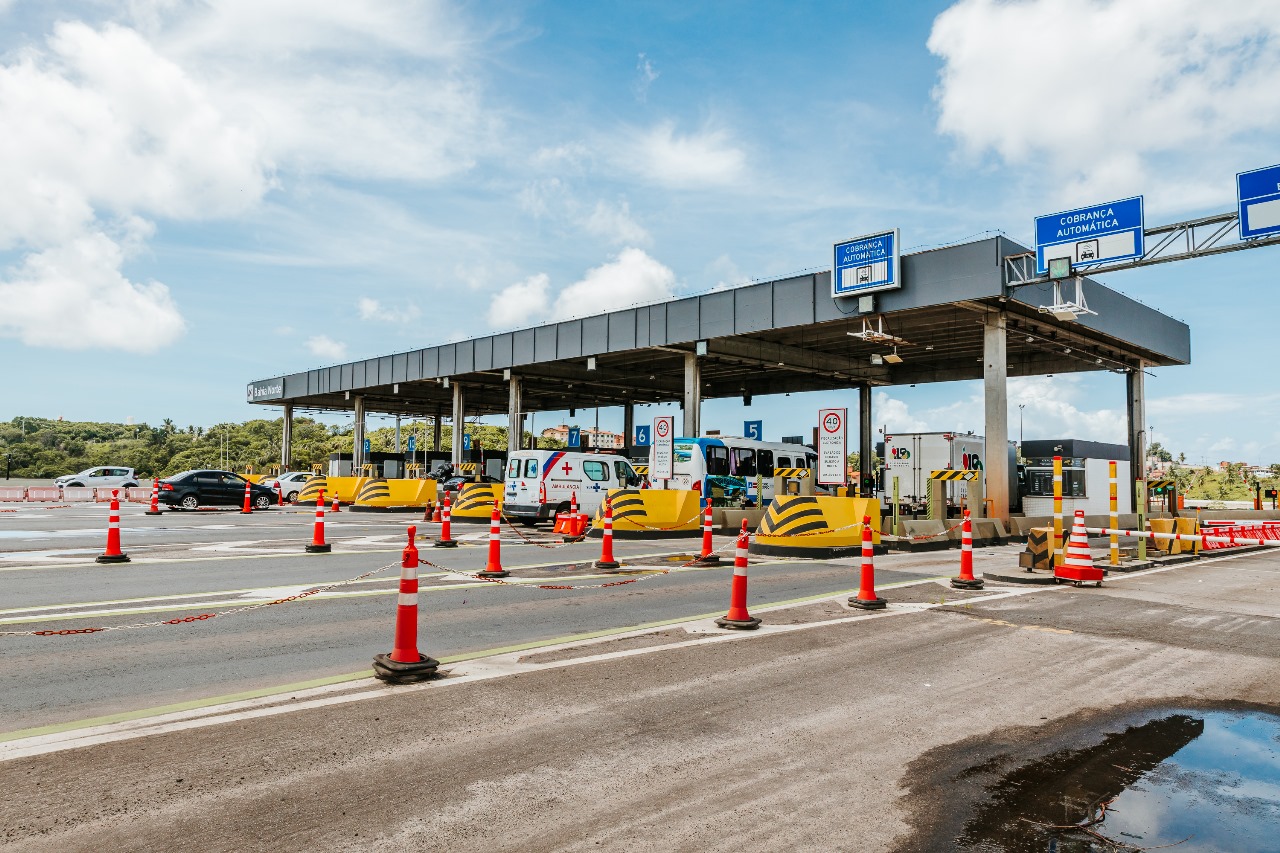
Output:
[
  {"xmin": 655, "ymin": 419, "xmax": 671, "ymax": 438},
  {"xmin": 822, "ymin": 411, "xmax": 843, "ymax": 433}
]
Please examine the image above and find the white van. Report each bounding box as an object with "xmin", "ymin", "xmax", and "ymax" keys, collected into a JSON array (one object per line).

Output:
[
  {"xmin": 503, "ymin": 450, "xmax": 644, "ymax": 524},
  {"xmin": 648, "ymin": 436, "xmax": 819, "ymax": 504}
]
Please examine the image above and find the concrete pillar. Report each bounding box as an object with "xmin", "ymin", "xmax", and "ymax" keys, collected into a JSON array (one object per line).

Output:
[
  {"xmin": 859, "ymin": 384, "xmax": 873, "ymax": 497},
  {"xmin": 352, "ymin": 395, "xmax": 366, "ymax": 470},
  {"xmin": 682, "ymin": 352, "xmax": 701, "ymax": 437},
  {"xmin": 622, "ymin": 403, "xmax": 635, "ymax": 455},
  {"xmin": 451, "ymin": 382, "xmax": 465, "ymax": 466},
  {"xmin": 1127, "ymin": 365, "xmax": 1147, "ymax": 511},
  {"xmin": 507, "ymin": 376, "xmax": 523, "ymax": 453},
  {"xmin": 983, "ymin": 312, "xmax": 1010, "ymax": 521},
  {"xmin": 432, "ymin": 408, "xmax": 442, "ymax": 452},
  {"xmin": 394, "ymin": 415, "xmax": 401, "ymax": 453},
  {"xmin": 281, "ymin": 404, "xmax": 293, "ymax": 470}
]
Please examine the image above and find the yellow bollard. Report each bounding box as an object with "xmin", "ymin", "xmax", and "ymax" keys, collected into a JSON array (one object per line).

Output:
[
  {"xmin": 1109, "ymin": 460, "xmax": 1119, "ymax": 566},
  {"xmin": 1053, "ymin": 455, "xmax": 1064, "ymax": 568}
]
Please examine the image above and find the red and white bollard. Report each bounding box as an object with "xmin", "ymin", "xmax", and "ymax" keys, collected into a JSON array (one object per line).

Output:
[
  {"xmin": 145, "ymin": 477, "xmax": 163, "ymax": 516},
  {"xmin": 434, "ymin": 494, "xmax": 458, "ymax": 548},
  {"xmin": 715, "ymin": 519, "xmax": 759, "ymax": 629},
  {"xmin": 849, "ymin": 515, "xmax": 886, "ymax": 610},
  {"xmin": 477, "ymin": 505, "xmax": 508, "ymax": 577},
  {"xmin": 595, "ymin": 496, "xmax": 621, "ymax": 570},
  {"xmin": 694, "ymin": 497, "xmax": 719, "ymax": 564},
  {"xmin": 951, "ymin": 509, "xmax": 984, "ymax": 589},
  {"xmin": 305, "ymin": 489, "xmax": 331, "ymax": 553},
  {"xmin": 96, "ymin": 489, "xmax": 131, "ymax": 564},
  {"xmin": 372, "ymin": 526, "xmax": 440, "ymax": 682},
  {"xmin": 240, "ymin": 480, "xmax": 253, "ymax": 514}
]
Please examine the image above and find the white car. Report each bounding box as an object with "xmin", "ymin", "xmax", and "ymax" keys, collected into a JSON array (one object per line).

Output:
[
  {"xmin": 54, "ymin": 466, "xmax": 140, "ymax": 490},
  {"xmin": 260, "ymin": 471, "xmax": 315, "ymax": 503}
]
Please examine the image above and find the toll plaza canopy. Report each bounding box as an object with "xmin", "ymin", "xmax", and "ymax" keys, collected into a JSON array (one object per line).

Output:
[{"xmin": 248, "ymin": 234, "xmax": 1189, "ymax": 519}]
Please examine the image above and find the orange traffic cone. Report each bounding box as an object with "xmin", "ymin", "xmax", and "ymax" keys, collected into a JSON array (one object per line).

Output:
[
  {"xmin": 693, "ymin": 497, "xmax": 719, "ymax": 564},
  {"xmin": 715, "ymin": 519, "xmax": 759, "ymax": 630},
  {"xmin": 305, "ymin": 489, "xmax": 331, "ymax": 553},
  {"xmin": 276, "ymin": 483, "xmax": 284, "ymax": 507},
  {"xmin": 431, "ymin": 501, "xmax": 442, "ymax": 523},
  {"xmin": 434, "ymin": 494, "xmax": 458, "ymax": 548},
  {"xmin": 595, "ymin": 497, "xmax": 621, "ymax": 570},
  {"xmin": 372, "ymin": 526, "xmax": 440, "ymax": 683},
  {"xmin": 331, "ymin": 495, "xmax": 341, "ymax": 513},
  {"xmin": 477, "ymin": 505, "xmax": 508, "ymax": 577},
  {"xmin": 1055, "ymin": 509, "xmax": 1104, "ymax": 586},
  {"xmin": 240, "ymin": 480, "xmax": 252, "ymax": 514},
  {"xmin": 570, "ymin": 490, "xmax": 579, "ymax": 521},
  {"xmin": 145, "ymin": 477, "xmax": 163, "ymax": 516},
  {"xmin": 96, "ymin": 489, "xmax": 131, "ymax": 563},
  {"xmin": 849, "ymin": 515, "xmax": 886, "ymax": 610},
  {"xmin": 951, "ymin": 509, "xmax": 984, "ymax": 589}
]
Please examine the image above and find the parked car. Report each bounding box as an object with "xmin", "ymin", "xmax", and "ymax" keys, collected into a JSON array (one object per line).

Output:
[
  {"xmin": 158, "ymin": 470, "xmax": 277, "ymax": 510},
  {"xmin": 54, "ymin": 466, "xmax": 139, "ymax": 490},
  {"xmin": 259, "ymin": 471, "xmax": 315, "ymax": 503}
]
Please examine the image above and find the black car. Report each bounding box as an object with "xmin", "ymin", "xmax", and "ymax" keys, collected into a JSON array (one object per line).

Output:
[
  {"xmin": 159, "ymin": 470, "xmax": 277, "ymax": 510},
  {"xmin": 439, "ymin": 474, "xmax": 501, "ymax": 497}
]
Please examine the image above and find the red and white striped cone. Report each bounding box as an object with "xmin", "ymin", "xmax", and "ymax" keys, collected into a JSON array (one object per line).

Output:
[
  {"xmin": 431, "ymin": 500, "xmax": 442, "ymax": 523},
  {"xmin": 372, "ymin": 526, "xmax": 440, "ymax": 682},
  {"xmin": 331, "ymin": 495, "xmax": 341, "ymax": 513},
  {"xmin": 276, "ymin": 483, "xmax": 284, "ymax": 507},
  {"xmin": 144, "ymin": 477, "xmax": 163, "ymax": 516},
  {"xmin": 850, "ymin": 515, "xmax": 886, "ymax": 610},
  {"xmin": 477, "ymin": 505, "xmax": 508, "ymax": 577},
  {"xmin": 1055, "ymin": 509, "xmax": 1104, "ymax": 586},
  {"xmin": 305, "ymin": 489, "xmax": 331, "ymax": 553},
  {"xmin": 434, "ymin": 494, "xmax": 458, "ymax": 548},
  {"xmin": 595, "ymin": 497, "xmax": 621, "ymax": 570},
  {"xmin": 96, "ymin": 489, "xmax": 131, "ymax": 563},
  {"xmin": 570, "ymin": 490, "xmax": 579, "ymax": 521},
  {"xmin": 240, "ymin": 480, "xmax": 253, "ymax": 514},
  {"xmin": 951, "ymin": 509, "xmax": 984, "ymax": 589},
  {"xmin": 715, "ymin": 519, "xmax": 760, "ymax": 630},
  {"xmin": 693, "ymin": 497, "xmax": 719, "ymax": 564}
]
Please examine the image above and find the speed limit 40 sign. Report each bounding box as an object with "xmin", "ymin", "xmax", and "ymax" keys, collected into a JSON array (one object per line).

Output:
[
  {"xmin": 651, "ymin": 416, "xmax": 676, "ymax": 481},
  {"xmin": 817, "ymin": 408, "xmax": 848, "ymax": 486}
]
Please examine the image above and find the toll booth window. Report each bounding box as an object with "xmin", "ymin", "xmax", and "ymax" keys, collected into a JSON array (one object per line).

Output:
[
  {"xmin": 757, "ymin": 450, "xmax": 774, "ymax": 476},
  {"xmin": 1026, "ymin": 460, "xmax": 1087, "ymax": 497},
  {"xmin": 705, "ymin": 446, "xmax": 730, "ymax": 476},
  {"xmin": 730, "ymin": 448, "xmax": 756, "ymax": 477},
  {"xmin": 613, "ymin": 461, "xmax": 633, "ymax": 484},
  {"xmin": 524, "ymin": 459, "xmax": 539, "ymax": 478},
  {"xmin": 583, "ymin": 460, "xmax": 609, "ymax": 481},
  {"xmin": 507, "ymin": 459, "xmax": 520, "ymax": 479}
]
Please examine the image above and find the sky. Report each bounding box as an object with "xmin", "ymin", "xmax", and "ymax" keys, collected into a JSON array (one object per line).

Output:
[{"xmin": 1, "ymin": 0, "xmax": 1279, "ymax": 465}]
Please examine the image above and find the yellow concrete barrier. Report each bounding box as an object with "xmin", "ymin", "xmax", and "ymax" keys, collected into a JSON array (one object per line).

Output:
[
  {"xmin": 351, "ymin": 478, "xmax": 438, "ymax": 512},
  {"xmin": 297, "ymin": 475, "xmax": 327, "ymax": 503},
  {"xmin": 1175, "ymin": 517, "xmax": 1199, "ymax": 554},
  {"xmin": 590, "ymin": 489, "xmax": 702, "ymax": 539},
  {"xmin": 1148, "ymin": 518, "xmax": 1175, "ymax": 554},
  {"xmin": 452, "ymin": 482, "xmax": 503, "ymax": 522},
  {"xmin": 750, "ymin": 496, "xmax": 881, "ymax": 559}
]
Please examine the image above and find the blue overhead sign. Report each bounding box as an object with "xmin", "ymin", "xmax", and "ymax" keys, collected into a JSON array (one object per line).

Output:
[
  {"xmin": 634, "ymin": 425, "xmax": 651, "ymax": 447},
  {"xmin": 833, "ymin": 229, "xmax": 900, "ymax": 297},
  {"xmin": 363, "ymin": 438, "xmax": 371, "ymax": 454},
  {"xmin": 1035, "ymin": 196, "xmax": 1144, "ymax": 273},
  {"xmin": 567, "ymin": 426, "xmax": 581, "ymax": 447},
  {"xmin": 462, "ymin": 433, "xmax": 472, "ymax": 451},
  {"xmin": 744, "ymin": 420, "xmax": 763, "ymax": 441},
  {"xmin": 1238, "ymin": 164, "xmax": 1280, "ymax": 240},
  {"xmin": 406, "ymin": 435, "xmax": 416, "ymax": 453}
]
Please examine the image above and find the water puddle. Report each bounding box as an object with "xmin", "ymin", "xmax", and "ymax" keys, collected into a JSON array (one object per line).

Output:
[{"xmin": 957, "ymin": 709, "xmax": 1280, "ymax": 851}]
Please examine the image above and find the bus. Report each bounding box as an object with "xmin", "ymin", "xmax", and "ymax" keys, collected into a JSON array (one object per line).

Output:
[{"xmin": 647, "ymin": 436, "xmax": 818, "ymax": 505}]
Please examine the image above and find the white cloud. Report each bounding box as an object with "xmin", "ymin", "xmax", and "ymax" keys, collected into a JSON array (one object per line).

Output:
[
  {"xmin": 305, "ymin": 334, "xmax": 348, "ymax": 362},
  {"xmin": 582, "ymin": 199, "xmax": 650, "ymax": 246},
  {"xmin": 357, "ymin": 295, "xmax": 421, "ymax": 324},
  {"xmin": 621, "ymin": 120, "xmax": 747, "ymax": 188},
  {"xmin": 357, "ymin": 297, "xmax": 381, "ymax": 320},
  {"xmin": 874, "ymin": 392, "xmax": 930, "ymax": 434},
  {"xmin": 488, "ymin": 273, "xmax": 550, "ymax": 329},
  {"xmin": 705, "ymin": 254, "xmax": 746, "ymax": 291},
  {"xmin": 550, "ymin": 247, "xmax": 676, "ymax": 320},
  {"xmin": 634, "ymin": 52, "xmax": 659, "ymax": 101},
  {"xmin": 928, "ymin": 0, "xmax": 1280, "ymax": 209}
]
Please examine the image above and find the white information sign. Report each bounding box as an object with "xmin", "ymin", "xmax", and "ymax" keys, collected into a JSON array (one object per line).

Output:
[
  {"xmin": 818, "ymin": 408, "xmax": 848, "ymax": 486},
  {"xmin": 652, "ymin": 415, "xmax": 675, "ymax": 481}
]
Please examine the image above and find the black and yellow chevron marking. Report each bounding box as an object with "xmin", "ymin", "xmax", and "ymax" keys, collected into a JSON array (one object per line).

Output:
[
  {"xmin": 298, "ymin": 477, "xmax": 328, "ymax": 502},
  {"xmin": 1023, "ymin": 527, "xmax": 1053, "ymax": 569},
  {"xmin": 930, "ymin": 469, "xmax": 978, "ymax": 481},
  {"xmin": 632, "ymin": 465, "xmax": 649, "ymax": 475},
  {"xmin": 759, "ymin": 496, "xmax": 828, "ymax": 536},
  {"xmin": 772, "ymin": 468, "xmax": 810, "ymax": 478},
  {"xmin": 455, "ymin": 483, "xmax": 500, "ymax": 513},
  {"xmin": 356, "ymin": 479, "xmax": 391, "ymax": 502},
  {"xmin": 1148, "ymin": 479, "xmax": 1175, "ymax": 490},
  {"xmin": 459, "ymin": 463, "xmax": 478, "ymax": 473},
  {"xmin": 607, "ymin": 489, "xmax": 647, "ymax": 520}
]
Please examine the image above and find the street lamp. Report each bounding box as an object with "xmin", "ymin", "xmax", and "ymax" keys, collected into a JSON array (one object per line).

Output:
[{"xmin": 1018, "ymin": 404, "xmax": 1025, "ymax": 450}]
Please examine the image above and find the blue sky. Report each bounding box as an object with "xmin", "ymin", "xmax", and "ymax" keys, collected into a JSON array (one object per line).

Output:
[{"xmin": 2, "ymin": 1, "xmax": 1279, "ymax": 465}]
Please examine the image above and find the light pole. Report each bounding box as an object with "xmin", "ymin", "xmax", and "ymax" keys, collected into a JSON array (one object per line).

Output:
[{"xmin": 1018, "ymin": 404, "xmax": 1025, "ymax": 452}]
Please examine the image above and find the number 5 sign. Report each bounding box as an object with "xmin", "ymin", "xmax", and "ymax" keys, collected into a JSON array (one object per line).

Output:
[{"xmin": 817, "ymin": 408, "xmax": 847, "ymax": 486}]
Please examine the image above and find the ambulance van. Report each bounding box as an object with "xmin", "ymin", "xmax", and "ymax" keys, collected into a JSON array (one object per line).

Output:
[{"xmin": 503, "ymin": 450, "xmax": 644, "ymax": 524}]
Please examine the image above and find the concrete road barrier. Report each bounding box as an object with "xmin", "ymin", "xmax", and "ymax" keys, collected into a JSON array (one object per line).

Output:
[
  {"xmin": 750, "ymin": 496, "xmax": 882, "ymax": 559},
  {"xmin": 452, "ymin": 483, "xmax": 503, "ymax": 522},
  {"xmin": 351, "ymin": 478, "xmax": 438, "ymax": 512},
  {"xmin": 590, "ymin": 489, "xmax": 701, "ymax": 538}
]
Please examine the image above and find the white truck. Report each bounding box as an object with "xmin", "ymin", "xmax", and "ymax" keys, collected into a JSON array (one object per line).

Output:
[
  {"xmin": 878, "ymin": 431, "xmax": 1017, "ymax": 513},
  {"xmin": 502, "ymin": 450, "xmax": 644, "ymax": 524}
]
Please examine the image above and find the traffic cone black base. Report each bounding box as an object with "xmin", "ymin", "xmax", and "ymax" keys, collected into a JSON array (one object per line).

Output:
[
  {"xmin": 594, "ymin": 559, "xmax": 621, "ymax": 570},
  {"xmin": 95, "ymin": 553, "xmax": 131, "ymax": 564},
  {"xmin": 950, "ymin": 577, "xmax": 984, "ymax": 590},
  {"xmin": 304, "ymin": 543, "xmax": 332, "ymax": 554},
  {"xmin": 144, "ymin": 510, "xmax": 164, "ymax": 516},
  {"xmin": 372, "ymin": 653, "xmax": 441, "ymax": 683},
  {"xmin": 714, "ymin": 615, "xmax": 761, "ymax": 630},
  {"xmin": 849, "ymin": 596, "xmax": 887, "ymax": 610},
  {"xmin": 476, "ymin": 569, "xmax": 509, "ymax": 578},
  {"xmin": 691, "ymin": 555, "xmax": 720, "ymax": 565},
  {"xmin": 433, "ymin": 539, "xmax": 458, "ymax": 548}
]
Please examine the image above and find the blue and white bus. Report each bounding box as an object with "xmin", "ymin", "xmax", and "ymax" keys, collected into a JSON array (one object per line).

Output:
[{"xmin": 647, "ymin": 436, "xmax": 818, "ymax": 504}]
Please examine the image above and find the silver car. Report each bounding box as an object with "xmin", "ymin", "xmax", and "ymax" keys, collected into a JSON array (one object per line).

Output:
[
  {"xmin": 54, "ymin": 466, "xmax": 140, "ymax": 490},
  {"xmin": 259, "ymin": 471, "xmax": 315, "ymax": 502}
]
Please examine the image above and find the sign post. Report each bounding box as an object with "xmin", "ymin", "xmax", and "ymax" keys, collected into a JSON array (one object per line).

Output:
[
  {"xmin": 833, "ymin": 230, "xmax": 900, "ymax": 297},
  {"xmin": 1238, "ymin": 164, "xmax": 1280, "ymax": 240},
  {"xmin": 1035, "ymin": 196, "xmax": 1144, "ymax": 273},
  {"xmin": 817, "ymin": 408, "xmax": 848, "ymax": 487},
  {"xmin": 744, "ymin": 420, "xmax": 763, "ymax": 441},
  {"xmin": 651, "ymin": 416, "xmax": 675, "ymax": 488}
]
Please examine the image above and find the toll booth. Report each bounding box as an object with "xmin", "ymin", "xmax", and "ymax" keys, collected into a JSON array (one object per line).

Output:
[
  {"xmin": 1020, "ymin": 440, "xmax": 1131, "ymax": 517},
  {"xmin": 327, "ymin": 449, "xmax": 507, "ymax": 479}
]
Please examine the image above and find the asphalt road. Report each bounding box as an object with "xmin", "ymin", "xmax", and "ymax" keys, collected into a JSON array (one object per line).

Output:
[{"xmin": 2, "ymin": 546, "xmax": 1277, "ymax": 851}]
